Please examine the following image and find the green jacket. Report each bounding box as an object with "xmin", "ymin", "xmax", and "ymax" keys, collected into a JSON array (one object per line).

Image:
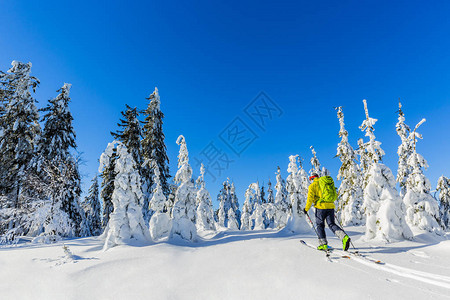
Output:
[{"xmin": 305, "ymin": 176, "xmax": 336, "ymax": 211}]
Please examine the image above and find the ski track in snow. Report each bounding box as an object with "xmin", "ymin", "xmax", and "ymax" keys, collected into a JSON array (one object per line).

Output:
[{"xmin": 342, "ymin": 251, "xmax": 450, "ymax": 290}]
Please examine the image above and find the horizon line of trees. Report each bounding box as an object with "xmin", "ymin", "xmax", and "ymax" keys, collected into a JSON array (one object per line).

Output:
[{"xmin": 1, "ymin": 60, "xmax": 449, "ymax": 248}]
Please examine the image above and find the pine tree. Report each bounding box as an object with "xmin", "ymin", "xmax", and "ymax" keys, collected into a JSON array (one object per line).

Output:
[
  {"xmin": 216, "ymin": 178, "xmax": 240, "ymax": 229},
  {"xmin": 335, "ymin": 106, "xmax": 364, "ymax": 226},
  {"xmin": 35, "ymin": 83, "xmax": 83, "ymax": 236},
  {"xmin": 437, "ymin": 176, "xmax": 450, "ymax": 229},
  {"xmin": 309, "ymin": 146, "xmax": 322, "ymax": 177},
  {"xmin": 250, "ymin": 182, "xmax": 265, "ymax": 230},
  {"xmin": 274, "ymin": 166, "xmax": 289, "ymax": 229},
  {"xmin": 285, "ymin": 155, "xmax": 310, "ymax": 233},
  {"xmin": 227, "ymin": 207, "xmax": 239, "ymax": 230},
  {"xmin": 357, "ymin": 138, "xmax": 371, "ymax": 190},
  {"xmin": 240, "ymin": 185, "xmax": 254, "ymax": 230},
  {"xmin": 83, "ymin": 176, "xmax": 102, "ymax": 236},
  {"xmin": 264, "ymin": 180, "xmax": 276, "ymax": 228},
  {"xmin": 195, "ymin": 164, "xmax": 216, "ymax": 232},
  {"xmin": 0, "ymin": 61, "xmax": 40, "ymax": 211},
  {"xmin": 170, "ymin": 135, "xmax": 197, "ymax": 241},
  {"xmin": 396, "ymin": 101, "xmax": 413, "ymax": 196},
  {"xmin": 101, "ymin": 141, "xmax": 150, "ymax": 250},
  {"xmin": 100, "ymin": 146, "xmax": 117, "ymax": 229},
  {"xmin": 360, "ymin": 100, "xmax": 411, "ymax": 241},
  {"xmin": 149, "ymin": 160, "xmax": 171, "ymax": 240},
  {"xmin": 111, "ymin": 105, "xmax": 147, "ymax": 221},
  {"xmin": 403, "ymin": 119, "xmax": 442, "ymax": 234},
  {"xmin": 141, "ymin": 87, "xmax": 170, "ymax": 198}
]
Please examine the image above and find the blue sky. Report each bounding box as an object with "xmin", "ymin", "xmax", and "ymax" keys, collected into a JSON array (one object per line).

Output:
[{"xmin": 1, "ymin": 0, "xmax": 450, "ymax": 206}]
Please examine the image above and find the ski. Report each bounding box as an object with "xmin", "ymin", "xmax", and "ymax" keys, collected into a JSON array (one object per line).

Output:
[
  {"xmin": 299, "ymin": 240, "xmax": 333, "ymax": 262},
  {"xmin": 334, "ymin": 248, "xmax": 384, "ymax": 265}
]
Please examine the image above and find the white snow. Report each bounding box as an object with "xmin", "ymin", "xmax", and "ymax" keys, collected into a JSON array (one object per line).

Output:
[{"xmin": 1, "ymin": 228, "xmax": 449, "ymax": 299}]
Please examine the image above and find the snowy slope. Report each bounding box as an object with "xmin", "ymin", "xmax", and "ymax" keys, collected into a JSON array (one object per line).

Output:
[{"xmin": 1, "ymin": 227, "xmax": 449, "ymax": 300}]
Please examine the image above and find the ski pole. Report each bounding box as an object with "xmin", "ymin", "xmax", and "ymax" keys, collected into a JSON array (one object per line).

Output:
[{"xmin": 304, "ymin": 210, "xmax": 320, "ymax": 240}]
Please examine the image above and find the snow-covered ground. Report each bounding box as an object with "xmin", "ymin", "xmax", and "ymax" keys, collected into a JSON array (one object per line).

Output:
[{"xmin": 1, "ymin": 227, "xmax": 449, "ymax": 300}]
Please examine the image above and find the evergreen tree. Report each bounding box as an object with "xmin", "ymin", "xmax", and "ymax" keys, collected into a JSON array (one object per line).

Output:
[
  {"xmin": 437, "ymin": 176, "xmax": 450, "ymax": 229},
  {"xmin": 240, "ymin": 186, "xmax": 254, "ymax": 231},
  {"xmin": 285, "ymin": 155, "xmax": 310, "ymax": 233},
  {"xmin": 100, "ymin": 145, "xmax": 117, "ymax": 229},
  {"xmin": 360, "ymin": 100, "xmax": 411, "ymax": 241},
  {"xmin": 195, "ymin": 164, "xmax": 216, "ymax": 231},
  {"xmin": 101, "ymin": 141, "xmax": 150, "ymax": 250},
  {"xmin": 357, "ymin": 138, "xmax": 371, "ymax": 189},
  {"xmin": 267, "ymin": 180, "xmax": 275, "ymax": 204},
  {"xmin": 250, "ymin": 182, "xmax": 265, "ymax": 230},
  {"xmin": 141, "ymin": 87, "xmax": 170, "ymax": 198},
  {"xmin": 274, "ymin": 166, "xmax": 289, "ymax": 229},
  {"xmin": 403, "ymin": 119, "xmax": 442, "ymax": 234},
  {"xmin": 227, "ymin": 207, "xmax": 239, "ymax": 230},
  {"xmin": 170, "ymin": 135, "xmax": 197, "ymax": 241},
  {"xmin": 309, "ymin": 146, "xmax": 323, "ymax": 177},
  {"xmin": 0, "ymin": 61, "xmax": 40, "ymax": 211},
  {"xmin": 216, "ymin": 178, "xmax": 240, "ymax": 229},
  {"xmin": 335, "ymin": 106, "xmax": 364, "ymax": 226},
  {"xmin": 35, "ymin": 83, "xmax": 83, "ymax": 235},
  {"xmin": 83, "ymin": 176, "xmax": 102, "ymax": 236},
  {"xmin": 111, "ymin": 105, "xmax": 147, "ymax": 220},
  {"xmin": 396, "ymin": 101, "xmax": 413, "ymax": 196},
  {"xmin": 264, "ymin": 180, "xmax": 276, "ymax": 229},
  {"xmin": 149, "ymin": 160, "xmax": 172, "ymax": 240}
]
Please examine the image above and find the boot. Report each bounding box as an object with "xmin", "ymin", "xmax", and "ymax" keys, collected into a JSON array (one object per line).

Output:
[{"xmin": 342, "ymin": 235, "xmax": 351, "ymax": 251}]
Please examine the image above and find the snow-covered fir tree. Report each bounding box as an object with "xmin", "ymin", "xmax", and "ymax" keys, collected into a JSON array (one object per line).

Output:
[
  {"xmin": 34, "ymin": 83, "xmax": 83, "ymax": 236},
  {"xmin": 274, "ymin": 166, "xmax": 290, "ymax": 229},
  {"xmin": 396, "ymin": 101, "xmax": 413, "ymax": 196},
  {"xmin": 335, "ymin": 106, "xmax": 364, "ymax": 226},
  {"xmin": 141, "ymin": 87, "xmax": 170, "ymax": 198},
  {"xmin": 100, "ymin": 145, "xmax": 117, "ymax": 229},
  {"xmin": 309, "ymin": 146, "xmax": 323, "ymax": 177},
  {"xmin": 216, "ymin": 178, "xmax": 240, "ymax": 229},
  {"xmin": 0, "ymin": 61, "xmax": 40, "ymax": 236},
  {"xmin": 195, "ymin": 164, "xmax": 216, "ymax": 232},
  {"xmin": 100, "ymin": 141, "xmax": 150, "ymax": 250},
  {"xmin": 111, "ymin": 105, "xmax": 147, "ymax": 221},
  {"xmin": 360, "ymin": 100, "xmax": 412, "ymax": 241},
  {"xmin": 437, "ymin": 176, "xmax": 450, "ymax": 229},
  {"xmin": 357, "ymin": 138, "xmax": 371, "ymax": 190},
  {"xmin": 82, "ymin": 176, "xmax": 102, "ymax": 236},
  {"xmin": 227, "ymin": 207, "xmax": 239, "ymax": 230},
  {"xmin": 403, "ymin": 119, "xmax": 442, "ymax": 235},
  {"xmin": 250, "ymin": 182, "xmax": 265, "ymax": 230},
  {"xmin": 149, "ymin": 160, "xmax": 171, "ymax": 240},
  {"xmin": 170, "ymin": 135, "xmax": 197, "ymax": 241},
  {"xmin": 285, "ymin": 155, "xmax": 310, "ymax": 233},
  {"xmin": 264, "ymin": 180, "xmax": 276, "ymax": 228},
  {"xmin": 240, "ymin": 185, "xmax": 255, "ymax": 230}
]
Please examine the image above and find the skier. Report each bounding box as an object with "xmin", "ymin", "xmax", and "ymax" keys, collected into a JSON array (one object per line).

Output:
[{"xmin": 303, "ymin": 173, "xmax": 351, "ymax": 251}]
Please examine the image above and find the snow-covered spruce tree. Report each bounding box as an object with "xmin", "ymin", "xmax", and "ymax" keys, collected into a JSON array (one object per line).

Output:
[
  {"xmin": 100, "ymin": 141, "xmax": 150, "ymax": 250},
  {"xmin": 396, "ymin": 101, "xmax": 413, "ymax": 196},
  {"xmin": 111, "ymin": 105, "xmax": 147, "ymax": 220},
  {"xmin": 170, "ymin": 135, "xmax": 197, "ymax": 241},
  {"xmin": 83, "ymin": 176, "xmax": 102, "ymax": 236},
  {"xmin": 357, "ymin": 138, "xmax": 371, "ymax": 190},
  {"xmin": 437, "ymin": 176, "xmax": 450, "ymax": 229},
  {"xmin": 403, "ymin": 119, "xmax": 442, "ymax": 235},
  {"xmin": 34, "ymin": 83, "xmax": 83, "ymax": 235},
  {"xmin": 285, "ymin": 155, "xmax": 310, "ymax": 233},
  {"xmin": 100, "ymin": 145, "xmax": 117, "ymax": 229},
  {"xmin": 360, "ymin": 99, "xmax": 411, "ymax": 241},
  {"xmin": 264, "ymin": 180, "xmax": 276, "ymax": 228},
  {"xmin": 0, "ymin": 61, "xmax": 40, "ymax": 219},
  {"xmin": 274, "ymin": 166, "xmax": 290, "ymax": 229},
  {"xmin": 216, "ymin": 178, "xmax": 240, "ymax": 229},
  {"xmin": 250, "ymin": 182, "xmax": 265, "ymax": 230},
  {"xmin": 309, "ymin": 146, "xmax": 323, "ymax": 177},
  {"xmin": 148, "ymin": 160, "xmax": 172, "ymax": 240},
  {"xmin": 335, "ymin": 106, "xmax": 364, "ymax": 226},
  {"xmin": 240, "ymin": 185, "xmax": 255, "ymax": 230},
  {"xmin": 195, "ymin": 164, "xmax": 216, "ymax": 232},
  {"xmin": 141, "ymin": 87, "xmax": 170, "ymax": 198},
  {"xmin": 227, "ymin": 207, "xmax": 239, "ymax": 230}
]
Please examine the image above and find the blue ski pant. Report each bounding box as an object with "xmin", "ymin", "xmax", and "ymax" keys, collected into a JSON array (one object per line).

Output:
[{"xmin": 315, "ymin": 209, "xmax": 345, "ymax": 244}]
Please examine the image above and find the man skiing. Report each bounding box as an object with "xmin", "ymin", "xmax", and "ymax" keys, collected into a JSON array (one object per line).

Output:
[{"xmin": 303, "ymin": 173, "xmax": 351, "ymax": 251}]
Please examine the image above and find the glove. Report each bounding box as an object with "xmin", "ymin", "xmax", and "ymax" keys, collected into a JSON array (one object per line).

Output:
[{"xmin": 303, "ymin": 208, "xmax": 308, "ymax": 214}]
